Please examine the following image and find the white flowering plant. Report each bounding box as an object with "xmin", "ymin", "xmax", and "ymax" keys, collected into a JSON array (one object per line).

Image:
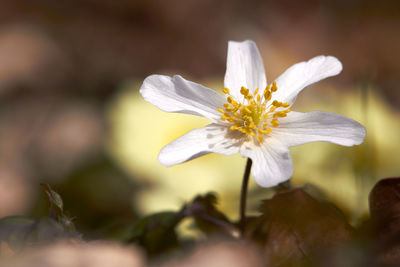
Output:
[
  {"xmin": 141, "ymin": 40, "xmax": 366, "ymax": 188},
  {"xmin": 140, "ymin": 40, "xmax": 366, "ymax": 233}
]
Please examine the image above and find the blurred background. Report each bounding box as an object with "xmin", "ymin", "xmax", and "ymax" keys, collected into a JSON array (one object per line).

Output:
[{"xmin": 0, "ymin": 0, "xmax": 399, "ymax": 239}]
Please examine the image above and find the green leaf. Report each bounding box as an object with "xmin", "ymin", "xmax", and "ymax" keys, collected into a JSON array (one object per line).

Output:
[
  {"xmin": 128, "ymin": 211, "xmax": 185, "ymax": 255},
  {"xmin": 40, "ymin": 184, "xmax": 76, "ymax": 232},
  {"xmin": 41, "ymin": 183, "xmax": 64, "ymax": 215}
]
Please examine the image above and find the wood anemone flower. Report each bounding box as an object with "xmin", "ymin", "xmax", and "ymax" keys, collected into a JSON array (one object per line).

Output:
[{"xmin": 140, "ymin": 40, "xmax": 366, "ymax": 187}]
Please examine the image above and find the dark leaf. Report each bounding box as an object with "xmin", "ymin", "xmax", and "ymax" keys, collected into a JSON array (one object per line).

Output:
[
  {"xmin": 368, "ymin": 177, "xmax": 400, "ymax": 265},
  {"xmin": 369, "ymin": 177, "xmax": 400, "ymax": 226},
  {"xmin": 184, "ymin": 192, "xmax": 239, "ymax": 237},
  {"xmin": 0, "ymin": 216, "xmax": 79, "ymax": 251},
  {"xmin": 0, "ymin": 216, "xmax": 35, "ymax": 251},
  {"xmin": 127, "ymin": 192, "xmax": 238, "ymax": 255},
  {"xmin": 52, "ymin": 155, "xmax": 139, "ymax": 239},
  {"xmin": 248, "ymin": 187, "xmax": 354, "ymax": 266}
]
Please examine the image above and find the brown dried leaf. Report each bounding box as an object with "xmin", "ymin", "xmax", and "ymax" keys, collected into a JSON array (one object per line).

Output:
[
  {"xmin": 369, "ymin": 177, "xmax": 400, "ymax": 227},
  {"xmin": 251, "ymin": 188, "xmax": 354, "ymax": 266},
  {"xmin": 368, "ymin": 177, "xmax": 400, "ymax": 265}
]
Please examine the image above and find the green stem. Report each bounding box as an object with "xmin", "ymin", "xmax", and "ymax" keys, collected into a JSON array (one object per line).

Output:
[{"xmin": 239, "ymin": 158, "xmax": 252, "ymax": 235}]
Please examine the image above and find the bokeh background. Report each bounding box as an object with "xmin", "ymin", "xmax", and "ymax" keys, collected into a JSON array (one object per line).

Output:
[{"xmin": 0, "ymin": 0, "xmax": 399, "ymax": 239}]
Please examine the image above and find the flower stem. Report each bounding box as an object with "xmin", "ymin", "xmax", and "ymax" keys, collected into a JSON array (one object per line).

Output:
[{"xmin": 239, "ymin": 158, "xmax": 252, "ymax": 235}]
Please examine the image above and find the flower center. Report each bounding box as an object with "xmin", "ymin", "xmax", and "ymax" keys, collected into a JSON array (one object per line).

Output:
[{"xmin": 218, "ymin": 82, "xmax": 291, "ymax": 143}]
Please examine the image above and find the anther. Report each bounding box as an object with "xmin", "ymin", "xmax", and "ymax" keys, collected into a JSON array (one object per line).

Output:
[
  {"xmin": 264, "ymin": 91, "xmax": 271, "ymax": 101},
  {"xmin": 240, "ymin": 87, "xmax": 249, "ymax": 96},
  {"xmin": 273, "ymin": 111, "xmax": 288, "ymax": 118},
  {"xmin": 271, "ymin": 81, "xmax": 278, "ymax": 92},
  {"xmin": 222, "ymin": 88, "xmax": 230, "ymax": 94}
]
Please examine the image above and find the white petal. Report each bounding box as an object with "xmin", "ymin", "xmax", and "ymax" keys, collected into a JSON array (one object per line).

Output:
[
  {"xmin": 271, "ymin": 111, "xmax": 366, "ymax": 147},
  {"xmin": 273, "ymin": 56, "xmax": 342, "ymax": 105},
  {"xmin": 159, "ymin": 124, "xmax": 241, "ymax": 167},
  {"xmin": 140, "ymin": 74, "xmax": 226, "ymax": 123},
  {"xmin": 240, "ymin": 138, "xmax": 293, "ymax": 187},
  {"xmin": 224, "ymin": 40, "xmax": 267, "ymax": 101}
]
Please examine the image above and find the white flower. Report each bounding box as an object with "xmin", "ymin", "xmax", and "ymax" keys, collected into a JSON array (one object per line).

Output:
[{"xmin": 140, "ymin": 40, "xmax": 366, "ymax": 187}]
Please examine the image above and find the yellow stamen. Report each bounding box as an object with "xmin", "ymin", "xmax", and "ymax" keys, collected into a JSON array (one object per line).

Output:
[{"xmin": 218, "ymin": 82, "xmax": 290, "ymax": 138}]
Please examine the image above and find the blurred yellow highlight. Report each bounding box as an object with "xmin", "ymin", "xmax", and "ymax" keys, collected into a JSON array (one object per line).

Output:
[{"xmin": 107, "ymin": 80, "xmax": 246, "ymax": 219}]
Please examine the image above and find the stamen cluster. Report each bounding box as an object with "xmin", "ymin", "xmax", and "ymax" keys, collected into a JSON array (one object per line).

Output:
[{"xmin": 218, "ymin": 82, "xmax": 291, "ymax": 143}]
